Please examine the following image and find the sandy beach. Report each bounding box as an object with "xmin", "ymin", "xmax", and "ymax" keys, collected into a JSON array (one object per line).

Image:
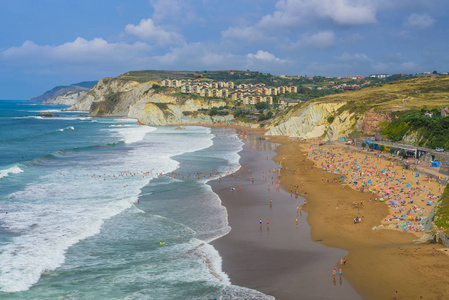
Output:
[
  {"xmin": 211, "ymin": 127, "xmax": 449, "ymax": 300},
  {"xmin": 211, "ymin": 130, "xmax": 361, "ymax": 299}
]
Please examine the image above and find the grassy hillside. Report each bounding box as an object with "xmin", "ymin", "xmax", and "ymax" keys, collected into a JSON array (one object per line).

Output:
[{"xmin": 307, "ymin": 75, "xmax": 449, "ymax": 113}]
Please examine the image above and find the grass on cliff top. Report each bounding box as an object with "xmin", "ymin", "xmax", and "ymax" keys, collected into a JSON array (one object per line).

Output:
[
  {"xmin": 304, "ymin": 76, "xmax": 449, "ymax": 113},
  {"xmin": 116, "ymin": 70, "xmax": 245, "ymax": 83},
  {"xmin": 435, "ymin": 184, "xmax": 449, "ymax": 234}
]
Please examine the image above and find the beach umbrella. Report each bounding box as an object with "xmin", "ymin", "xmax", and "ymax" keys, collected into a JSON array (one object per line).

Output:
[
  {"xmin": 406, "ymin": 183, "xmax": 411, "ymax": 187},
  {"xmin": 389, "ymin": 200, "xmax": 395, "ymax": 204},
  {"xmin": 386, "ymin": 189, "xmax": 391, "ymax": 193},
  {"xmin": 394, "ymin": 201, "xmax": 400, "ymax": 205},
  {"xmin": 379, "ymin": 198, "xmax": 385, "ymax": 202},
  {"xmin": 368, "ymin": 180, "xmax": 372, "ymax": 183}
]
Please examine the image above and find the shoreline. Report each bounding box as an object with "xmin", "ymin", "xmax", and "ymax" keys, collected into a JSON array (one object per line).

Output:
[
  {"xmin": 205, "ymin": 125, "xmax": 449, "ymax": 299},
  {"xmin": 210, "ymin": 128, "xmax": 361, "ymax": 299},
  {"xmin": 268, "ymin": 136, "xmax": 449, "ymax": 299}
]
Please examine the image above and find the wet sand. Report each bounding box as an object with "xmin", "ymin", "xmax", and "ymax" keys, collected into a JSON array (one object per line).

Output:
[{"xmin": 210, "ymin": 130, "xmax": 361, "ymax": 299}]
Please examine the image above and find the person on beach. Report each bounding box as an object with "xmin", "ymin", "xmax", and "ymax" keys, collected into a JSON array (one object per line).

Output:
[
  {"xmin": 270, "ymin": 199, "xmax": 272, "ymax": 208},
  {"xmin": 333, "ymin": 269, "xmax": 336, "ymax": 277},
  {"xmin": 394, "ymin": 290, "xmax": 398, "ymax": 299},
  {"xmin": 267, "ymin": 219, "xmax": 269, "ymax": 230}
]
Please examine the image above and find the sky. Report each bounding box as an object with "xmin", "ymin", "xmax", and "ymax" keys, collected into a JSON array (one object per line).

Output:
[{"xmin": 1, "ymin": 0, "xmax": 449, "ymax": 99}]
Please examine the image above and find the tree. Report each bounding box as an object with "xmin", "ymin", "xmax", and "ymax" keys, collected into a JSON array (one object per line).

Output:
[
  {"xmin": 361, "ymin": 142, "xmax": 367, "ymax": 148},
  {"xmin": 369, "ymin": 143, "xmax": 374, "ymax": 150},
  {"xmin": 379, "ymin": 145, "xmax": 385, "ymax": 151},
  {"xmin": 255, "ymin": 102, "xmax": 270, "ymax": 110}
]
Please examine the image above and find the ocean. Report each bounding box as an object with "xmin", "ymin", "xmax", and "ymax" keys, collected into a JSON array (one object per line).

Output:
[{"xmin": 0, "ymin": 100, "xmax": 271, "ymax": 299}]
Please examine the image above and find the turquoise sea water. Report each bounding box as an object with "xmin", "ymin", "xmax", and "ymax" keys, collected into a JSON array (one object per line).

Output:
[{"xmin": 0, "ymin": 101, "xmax": 270, "ymax": 299}]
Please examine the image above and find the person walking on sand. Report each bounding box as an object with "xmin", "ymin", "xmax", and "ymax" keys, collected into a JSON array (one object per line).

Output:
[
  {"xmin": 270, "ymin": 199, "xmax": 272, "ymax": 208},
  {"xmin": 267, "ymin": 219, "xmax": 269, "ymax": 230},
  {"xmin": 333, "ymin": 269, "xmax": 336, "ymax": 277},
  {"xmin": 393, "ymin": 290, "xmax": 398, "ymax": 299}
]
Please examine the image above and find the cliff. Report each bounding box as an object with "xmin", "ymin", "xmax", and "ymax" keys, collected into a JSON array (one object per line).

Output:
[
  {"xmin": 43, "ymin": 90, "xmax": 88, "ymax": 105},
  {"xmin": 68, "ymin": 78, "xmax": 233, "ymax": 125},
  {"xmin": 267, "ymin": 76, "xmax": 449, "ymax": 141},
  {"xmin": 266, "ymin": 102, "xmax": 356, "ymax": 141},
  {"xmin": 30, "ymin": 81, "xmax": 97, "ymax": 104}
]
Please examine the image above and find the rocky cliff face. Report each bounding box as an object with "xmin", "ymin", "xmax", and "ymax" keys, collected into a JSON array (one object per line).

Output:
[
  {"xmin": 69, "ymin": 78, "xmax": 233, "ymax": 125},
  {"xmin": 266, "ymin": 102, "xmax": 394, "ymax": 141},
  {"xmin": 266, "ymin": 102, "xmax": 356, "ymax": 141},
  {"xmin": 43, "ymin": 90, "xmax": 88, "ymax": 105},
  {"xmin": 30, "ymin": 81, "xmax": 97, "ymax": 103}
]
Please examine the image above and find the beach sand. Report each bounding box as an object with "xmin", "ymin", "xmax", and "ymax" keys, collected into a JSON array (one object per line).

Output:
[
  {"xmin": 211, "ymin": 130, "xmax": 361, "ymax": 299},
  {"xmin": 211, "ymin": 127, "xmax": 449, "ymax": 299},
  {"xmin": 270, "ymin": 136, "xmax": 449, "ymax": 300}
]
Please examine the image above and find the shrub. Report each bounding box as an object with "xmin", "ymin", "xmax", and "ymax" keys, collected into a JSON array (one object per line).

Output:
[{"xmin": 327, "ymin": 116, "xmax": 335, "ymax": 124}]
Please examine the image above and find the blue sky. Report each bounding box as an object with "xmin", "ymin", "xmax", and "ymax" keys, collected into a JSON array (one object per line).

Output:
[{"xmin": 1, "ymin": 0, "xmax": 448, "ymax": 99}]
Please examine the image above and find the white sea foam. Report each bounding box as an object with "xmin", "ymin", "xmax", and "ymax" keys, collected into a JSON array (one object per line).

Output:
[
  {"xmin": 57, "ymin": 126, "xmax": 75, "ymax": 132},
  {"xmin": 110, "ymin": 126, "xmax": 157, "ymax": 144},
  {"xmin": 0, "ymin": 165, "xmax": 24, "ymax": 179},
  {"xmin": 0, "ymin": 126, "xmax": 217, "ymax": 292}
]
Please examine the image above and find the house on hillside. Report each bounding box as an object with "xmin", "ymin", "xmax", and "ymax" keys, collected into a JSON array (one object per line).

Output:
[{"xmin": 441, "ymin": 107, "xmax": 449, "ymax": 117}]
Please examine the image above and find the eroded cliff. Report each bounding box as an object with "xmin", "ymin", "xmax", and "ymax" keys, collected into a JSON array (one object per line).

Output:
[{"xmin": 68, "ymin": 78, "xmax": 233, "ymax": 125}]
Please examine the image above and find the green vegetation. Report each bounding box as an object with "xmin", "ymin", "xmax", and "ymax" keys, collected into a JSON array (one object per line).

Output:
[
  {"xmin": 258, "ymin": 111, "xmax": 273, "ymax": 121},
  {"xmin": 152, "ymin": 84, "xmax": 167, "ymax": 92},
  {"xmin": 435, "ymin": 184, "xmax": 449, "ymax": 234},
  {"xmin": 327, "ymin": 116, "xmax": 335, "ymax": 124},
  {"xmin": 381, "ymin": 109, "xmax": 449, "ymax": 149},
  {"xmin": 154, "ymin": 103, "xmax": 169, "ymax": 110},
  {"xmin": 233, "ymin": 110, "xmax": 250, "ymax": 119},
  {"xmin": 255, "ymin": 102, "xmax": 270, "ymax": 110},
  {"xmin": 209, "ymin": 107, "xmax": 229, "ymax": 116}
]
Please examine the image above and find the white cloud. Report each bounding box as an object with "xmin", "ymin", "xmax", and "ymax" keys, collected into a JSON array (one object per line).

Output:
[
  {"xmin": 150, "ymin": 0, "xmax": 196, "ymax": 23},
  {"xmin": 247, "ymin": 50, "xmax": 283, "ymax": 62},
  {"xmin": 406, "ymin": 13, "xmax": 435, "ymax": 29},
  {"xmin": 304, "ymin": 31, "xmax": 336, "ymax": 49},
  {"xmin": 260, "ymin": 0, "xmax": 377, "ymax": 28},
  {"xmin": 222, "ymin": 0, "xmax": 376, "ymax": 44},
  {"xmin": 1, "ymin": 38, "xmax": 152, "ymax": 65},
  {"xmin": 152, "ymin": 42, "xmax": 240, "ymax": 68},
  {"xmin": 125, "ymin": 18, "xmax": 184, "ymax": 45}
]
